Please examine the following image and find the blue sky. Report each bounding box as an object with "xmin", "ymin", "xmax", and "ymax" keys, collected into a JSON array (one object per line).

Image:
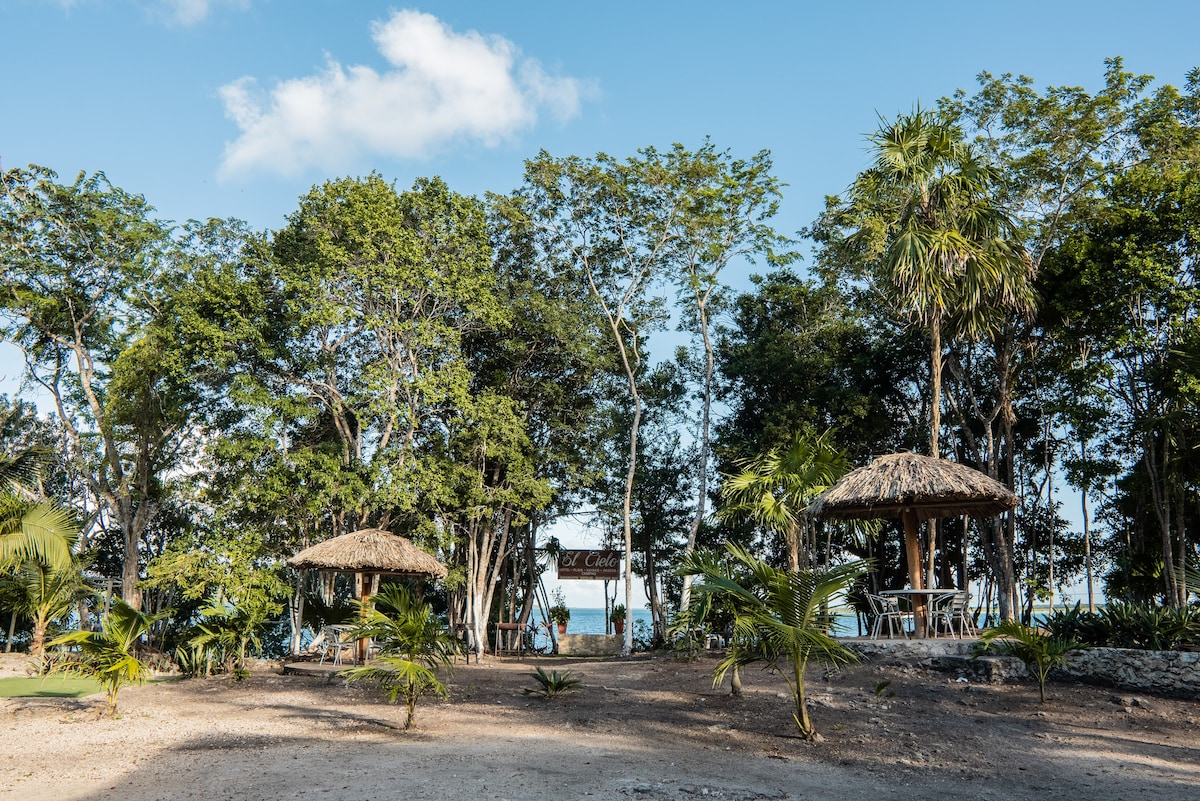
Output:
[
  {"xmin": 5, "ymin": 1, "xmax": 1198, "ymax": 242},
  {"xmin": 3, "ymin": 0, "xmax": 1197, "ymax": 605}
]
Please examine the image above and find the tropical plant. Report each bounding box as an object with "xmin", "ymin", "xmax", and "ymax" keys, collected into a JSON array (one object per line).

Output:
[
  {"xmin": 1044, "ymin": 601, "xmax": 1200, "ymax": 652},
  {"xmin": 187, "ymin": 595, "xmax": 278, "ymax": 678},
  {"xmin": 524, "ymin": 666, "xmax": 581, "ymax": 699},
  {"xmin": 608, "ymin": 604, "xmax": 626, "ymax": 625},
  {"xmin": 685, "ymin": 543, "xmax": 868, "ymax": 739},
  {"xmin": 718, "ymin": 428, "xmax": 860, "ymax": 572},
  {"xmin": 0, "ymin": 492, "xmax": 75, "ymax": 574},
  {"xmin": 48, "ymin": 598, "xmax": 163, "ymax": 716},
  {"xmin": 339, "ymin": 583, "xmax": 458, "ymax": 730},
  {"xmin": 9, "ymin": 550, "xmax": 93, "ymax": 671},
  {"xmin": 547, "ymin": 588, "xmax": 570, "ymax": 626},
  {"xmin": 975, "ymin": 619, "xmax": 1087, "ymax": 702}
]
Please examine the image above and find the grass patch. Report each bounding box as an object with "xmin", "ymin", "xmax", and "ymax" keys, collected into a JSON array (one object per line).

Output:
[{"xmin": 0, "ymin": 675, "xmax": 105, "ymax": 698}]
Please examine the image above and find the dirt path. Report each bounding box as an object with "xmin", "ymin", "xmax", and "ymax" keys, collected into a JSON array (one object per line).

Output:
[{"xmin": 2, "ymin": 652, "xmax": 1197, "ymax": 800}]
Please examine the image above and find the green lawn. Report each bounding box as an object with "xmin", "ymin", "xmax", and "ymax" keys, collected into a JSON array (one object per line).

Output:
[{"xmin": 0, "ymin": 675, "xmax": 104, "ymax": 698}]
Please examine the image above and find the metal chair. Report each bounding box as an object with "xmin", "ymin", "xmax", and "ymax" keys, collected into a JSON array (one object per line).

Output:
[
  {"xmin": 929, "ymin": 591, "xmax": 976, "ymax": 639},
  {"xmin": 866, "ymin": 593, "xmax": 911, "ymax": 639},
  {"xmin": 319, "ymin": 625, "xmax": 354, "ymax": 665}
]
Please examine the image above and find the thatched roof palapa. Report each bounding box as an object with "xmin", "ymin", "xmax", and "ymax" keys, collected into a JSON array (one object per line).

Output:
[
  {"xmin": 807, "ymin": 452, "xmax": 1017, "ymax": 521},
  {"xmin": 287, "ymin": 528, "xmax": 448, "ymax": 578}
]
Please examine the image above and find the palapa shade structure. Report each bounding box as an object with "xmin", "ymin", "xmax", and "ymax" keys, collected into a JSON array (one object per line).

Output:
[
  {"xmin": 808, "ymin": 452, "xmax": 1016, "ymax": 636},
  {"xmin": 288, "ymin": 528, "xmax": 447, "ymax": 661},
  {"xmin": 288, "ymin": 528, "xmax": 448, "ymax": 578}
]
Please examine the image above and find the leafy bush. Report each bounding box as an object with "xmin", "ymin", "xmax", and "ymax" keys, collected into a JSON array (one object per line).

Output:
[
  {"xmin": 975, "ymin": 620, "xmax": 1087, "ymax": 702},
  {"xmin": 524, "ymin": 666, "xmax": 581, "ymax": 699},
  {"xmin": 1042, "ymin": 601, "xmax": 1200, "ymax": 651}
]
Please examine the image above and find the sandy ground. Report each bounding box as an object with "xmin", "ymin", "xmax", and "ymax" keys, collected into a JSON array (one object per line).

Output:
[{"xmin": 2, "ymin": 649, "xmax": 1198, "ymax": 801}]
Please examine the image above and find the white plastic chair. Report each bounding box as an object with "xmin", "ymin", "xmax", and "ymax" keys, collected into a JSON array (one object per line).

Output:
[{"xmin": 866, "ymin": 593, "xmax": 911, "ymax": 639}]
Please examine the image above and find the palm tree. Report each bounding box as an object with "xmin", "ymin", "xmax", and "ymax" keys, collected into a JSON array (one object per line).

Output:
[
  {"xmin": 718, "ymin": 429, "xmax": 857, "ymax": 572},
  {"xmin": 848, "ymin": 108, "xmax": 1032, "ymax": 460},
  {"xmin": 845, "ymin": 109, "xmax": 1033, "ymax": 589},
  {"xmin": 10, "ymin": 548, "xmax": 92, "ymax": 669},
  {"xmin": 0, "ymin": 448, "xmax": 75, "ymax": 572},
  {"xmin": 340, "ymin": 583, "xmax": 459, "ymax": 730},
  {"xmin": 49, "ymin": 598, "xmax": 161, "ymax": 716},
  {"xmin": 686, "ymin": 543, "xmax": 868, "ymax": 739}
]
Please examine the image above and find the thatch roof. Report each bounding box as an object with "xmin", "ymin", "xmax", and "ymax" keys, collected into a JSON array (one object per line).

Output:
[
  {"xmin": 287, "ymin": 528, "xmax": 448, "ymax": 578},
  {"xmin": 807, "ymin": 452, "xmax": 1017, "ymax": 521}
]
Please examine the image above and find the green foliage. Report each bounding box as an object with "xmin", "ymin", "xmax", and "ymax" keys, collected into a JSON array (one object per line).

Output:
[
  {"xmin": 609, "ymin": 604, "xmax": 626, "ymax": 624},
  {"xmin": 145, "ymin": 527, "xmax": 287, "ymax": 675},
  {"xmin": 718, "ymin": 428, "xmax": 866, "ymax": 570},
  {"xmin": 1043, "ymin": 601, "xmax": 1200, "ymax": 651},
  {"xmin": 683, "ymin": 543, "xmax": 867, "ymax": 739},
  {"xmin": 975, "ymin": 620, "xmax": 1087, "ymax": 702},
  {"xmin": 186, "ymin": 599, "xmax": 271, "ymax": 679},
  {"xmin": 0, "ymin": 493, "xmax": 75, "ymax": 575},
  {"xmin": 547, "ymin": 588, "xmax": 570, "ymax": 625},
  {"xmin": 524, "ymin": 666, "xmax": 581, "ymax": 699},
  {"xmin": 339, "ymin": 584, "xmax": 458, "ymax": 730},
  {"xmin": 49, "ymin": 599, "xmax": 163, "ymax": 716}
]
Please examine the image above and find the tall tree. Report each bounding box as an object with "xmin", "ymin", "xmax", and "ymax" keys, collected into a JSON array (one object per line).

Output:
[
  {"xmin": 518, "ymin": 149, "xmax": 685, "ymax": 655},
  {"xmin": 0, "ymin": 166, "xmax": 195, "ymax": 608},
  {"xmin": 657, "ymin": 142, "xmax": 794, "ymax": 613},
  {"xmin": 818, "ymin": 111, "xmax": 1033, "ymax": 610}
]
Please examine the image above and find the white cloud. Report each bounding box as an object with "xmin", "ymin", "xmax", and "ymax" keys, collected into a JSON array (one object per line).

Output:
[
  {"xmin": 158, "ymin": 0, "xmax": 248, "ymax": 26},
  {"xmin": 217, "ymin": 9, "xmax": 587, "ymax": 180}
]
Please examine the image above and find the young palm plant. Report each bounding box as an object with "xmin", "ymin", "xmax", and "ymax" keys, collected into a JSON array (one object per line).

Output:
[
  {"xmin": 12, "ymin": 551, "xmax": 93, "ymax": 671},
  {"xmin": 49, "ymin": 599, "xmax": 162, "ymax": 716},
  {"xmin": 975, "ymin": 620, "xmax": 1087, "ymax": 702},
  {"xmin": 339, "ymin": 583, "xmax": 459, "ymax": 730},
  {"xmin": 524, "ymin": 666, "xmax": 582, "ymax": 699},
  {"xmin": 686, "ymin": 544, "xmax": 868, "ymax": 739}
]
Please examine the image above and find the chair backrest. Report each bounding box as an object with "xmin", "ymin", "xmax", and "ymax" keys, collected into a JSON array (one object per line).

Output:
[{"xmin": 867, "ymin": 593, "xmax": 899, "ymax": 614}]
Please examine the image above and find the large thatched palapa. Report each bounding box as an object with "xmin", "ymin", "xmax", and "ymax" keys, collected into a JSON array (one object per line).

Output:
[
  {"xmin": 808, "ymin": 452, "xmax": 1016, "ymax": 637},
  {"xmin": 288, "ymin": 528, "xmax": 447, "ymax": 578},
  {"xmin": 288, "ymin": 528, "xmax": 446, "ymax": 662},
  {"xmin": 807, "ymin": 452, "xmax": 1016, "ymax": 521}
]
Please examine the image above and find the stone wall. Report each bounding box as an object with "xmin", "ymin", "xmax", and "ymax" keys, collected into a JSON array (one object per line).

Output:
[
  {"xmin": 557, "ymin": 633, "xmax": 621, "ymax": 657},
  {"xmin": 1059, "ymin": 647, "xmax": 1200, "ymax": 697},
  {"xmin": 850, "ymin": 638, "xmax": 1200, "ymax": 698}
]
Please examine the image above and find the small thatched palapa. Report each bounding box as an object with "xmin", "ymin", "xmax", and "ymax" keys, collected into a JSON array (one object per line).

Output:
[
  {"xmin": 808, "ymin": 452, "xmax": 1015, "ymax": 637},
  {"xmin": 807, "ymin": 452, "xmax": 1016, "ymax": 522},
  {"xmin": 287, "ymin": 528, "xmax": 447, "ymax": 578}
]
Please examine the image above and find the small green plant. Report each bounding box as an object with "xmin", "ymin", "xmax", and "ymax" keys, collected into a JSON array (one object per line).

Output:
[
  {"xmin": 975, "ymin": 620, "xmax": 1087, "ymax": 702},
  {"xmin": 48, "ymin": 599, "xmax": 162, "ymax": 717},
  {"xmin": 524, "ymin": 666, "xmax": 581, "ymax": 699},
  {"xmin": 874, "ymin": 679, "xmax": 894, "ymax": 698},
  {"xmin": 547, "ymin": 589, "xmax": 570, "ymax": 626},
  {"xmin": 609, "ymin": 604, "xmax": 626, "ymax": 624},
  {"xmin": 339, "ymin": 584, "xmax": 458, "ymax": 730}
]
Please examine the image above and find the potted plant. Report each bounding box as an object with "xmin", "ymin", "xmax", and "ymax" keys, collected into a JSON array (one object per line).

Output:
[
  {"xmin": 609, "ymin": 604, "xmax": 627, "ymax": 636},
  {"xmin": 548, "ymin": 589, "xmax": 570, "ymax": 634}
]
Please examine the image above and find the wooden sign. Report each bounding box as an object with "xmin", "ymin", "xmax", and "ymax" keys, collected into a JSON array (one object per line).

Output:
[{"xmin": 557, "ymin": 549, "xmax": 621, "ymax": 580}]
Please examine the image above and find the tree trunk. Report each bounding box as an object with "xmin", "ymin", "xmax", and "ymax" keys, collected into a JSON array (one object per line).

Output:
[
  {"xmin": 679, "ymin": 296, "xmax": 715, "ymax": 614},
  {"xmin": 902, "ymin": 509, "xmax": 927, "ymax": 636}
]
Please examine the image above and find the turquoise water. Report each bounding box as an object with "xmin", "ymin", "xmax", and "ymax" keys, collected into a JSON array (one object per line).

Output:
[{"xmin": 558, "ymin": 607, "xmax": 654, "ymax": 635}]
